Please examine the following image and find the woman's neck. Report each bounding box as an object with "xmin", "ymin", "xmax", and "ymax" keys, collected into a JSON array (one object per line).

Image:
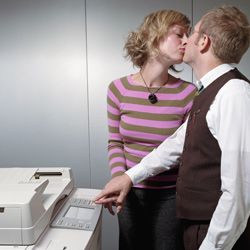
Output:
[{"xmin": 139, "ymin": 61, "xmax": 170, "ymax": 87}]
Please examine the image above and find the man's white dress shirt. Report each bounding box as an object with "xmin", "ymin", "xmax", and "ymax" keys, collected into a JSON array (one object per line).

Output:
[{"xmin": 126, "ymin": 64, "xmax": 250, "ymax": 250}]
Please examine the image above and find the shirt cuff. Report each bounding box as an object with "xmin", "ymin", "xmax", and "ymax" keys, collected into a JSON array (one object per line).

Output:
[
  {"xmin": 199, "ymin": 238, "xmax": 232, "ymax": 250},
  {"xmin": 125, "ymin": 164, "xmax": 149, "ymax": 185},
  {"xmin": 199, "ymin": 238, "xmax": 219, "ymax": 250}
]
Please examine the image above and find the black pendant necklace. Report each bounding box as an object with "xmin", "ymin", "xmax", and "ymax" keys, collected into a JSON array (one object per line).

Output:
[
  {"xmin": 148, "ymin": 93, "xmax": 158, "ymax": 104},
  {"xmin": 139, "ymin": 71, "xmax": 164, "ymax": 104}
]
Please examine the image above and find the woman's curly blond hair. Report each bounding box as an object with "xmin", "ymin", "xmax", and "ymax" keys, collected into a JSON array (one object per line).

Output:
[{"xmin": 124, "ymin": 9, "xmax": 190, "ymax": 70}]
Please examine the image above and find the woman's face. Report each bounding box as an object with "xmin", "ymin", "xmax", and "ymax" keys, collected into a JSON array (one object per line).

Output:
[{"xmin": 157, "ymin": 24, "xmax": 189, "ymax": 65}]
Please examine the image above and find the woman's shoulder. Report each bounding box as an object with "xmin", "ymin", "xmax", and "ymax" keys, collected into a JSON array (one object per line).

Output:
[
  {"xmin": 108, "ymin": 75, "xmax": 130, "ymax": 89},
  {"xmin": 180, "ymin": 79, "xmax": 196, "ymax": 89},
  {"xmin": 171, "ymin": 76, "xmax": 196, "ymax": 90},
  {"xmin": 107, "ymin": 75, "xmax": 133, "ymax": 98}
]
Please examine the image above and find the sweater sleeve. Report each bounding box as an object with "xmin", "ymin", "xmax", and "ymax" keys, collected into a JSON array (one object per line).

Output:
[{"xmin": 107, "ymin": 81, "xmax": 126, "ymax": 178}]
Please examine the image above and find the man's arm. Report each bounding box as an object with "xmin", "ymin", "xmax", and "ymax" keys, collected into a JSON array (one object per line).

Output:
[
  {"xmin": 200, "ymin": 80, "xmax": 250, "ymax": 249},
  {"xmin": 95, "ymin": 121, "xmax": 187, "ymax": 210}
]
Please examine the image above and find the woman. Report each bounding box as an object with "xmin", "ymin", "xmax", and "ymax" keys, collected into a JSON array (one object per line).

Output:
[{"xmin": 107, "ymin": 9, "xmax": 196, "ymax": 250}]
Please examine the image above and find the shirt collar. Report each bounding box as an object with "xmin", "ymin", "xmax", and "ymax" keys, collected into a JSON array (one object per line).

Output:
[{"xmin": 196, "ymin": 64, "xmax": 234, "ymax": 90}]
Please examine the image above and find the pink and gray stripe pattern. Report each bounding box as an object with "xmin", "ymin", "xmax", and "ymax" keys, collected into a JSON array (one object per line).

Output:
[{"xmin": 107, "ymin": 75, "xmax": 196, "ymax": 189}]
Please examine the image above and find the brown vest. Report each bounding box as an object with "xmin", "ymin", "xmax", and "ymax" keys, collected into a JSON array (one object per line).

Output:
[{"xmin": 176, "ymin": 68, "xmax": 250, "ymax": 246}]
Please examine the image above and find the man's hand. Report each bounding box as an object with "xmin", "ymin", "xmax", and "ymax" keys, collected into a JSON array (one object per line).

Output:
[{"xmin": 94, "ymin": 174, "xmax": 133, "ymax": 214}]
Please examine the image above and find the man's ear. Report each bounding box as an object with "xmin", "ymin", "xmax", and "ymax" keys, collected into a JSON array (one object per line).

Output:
[{"xmin": 199, "ymin": 33, "xmax": 211, "ymax": 53}]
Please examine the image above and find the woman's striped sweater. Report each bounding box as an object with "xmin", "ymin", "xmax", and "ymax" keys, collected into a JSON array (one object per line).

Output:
[{"xmin": 107, "ymin": 74, "xmax": 196, "ymax": 189}]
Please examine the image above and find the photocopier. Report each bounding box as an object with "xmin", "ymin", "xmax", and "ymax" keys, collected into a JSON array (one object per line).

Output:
[{"xmin": 0, "ymin": 168, "xmax": 102, "ymax": 250}]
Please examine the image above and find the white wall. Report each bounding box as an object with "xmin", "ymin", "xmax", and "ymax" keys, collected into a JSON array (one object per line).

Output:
[
  {"xmin": 0, "ymin": 0, "xmax": 90, "ymax": 187},
  {"xmin": 0, "ymin": 1, "xmax": 249, "ymax": 249}
]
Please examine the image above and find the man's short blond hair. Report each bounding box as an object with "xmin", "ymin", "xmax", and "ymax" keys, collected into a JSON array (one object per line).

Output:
[{"xmin": 199, "ymin": 6, "xmax": 250, "ymax": 64}]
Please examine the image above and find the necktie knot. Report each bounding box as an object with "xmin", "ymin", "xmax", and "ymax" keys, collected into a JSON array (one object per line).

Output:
[
  {"xmin": 195, "ymin": 80, "xmax": 204, "ymax": 94},
  {"xmin": 198, "ymin": 84, "xmax": 204, "ymax": 93}
]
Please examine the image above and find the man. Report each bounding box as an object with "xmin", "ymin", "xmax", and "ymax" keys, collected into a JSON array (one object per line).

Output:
[{"xmin": 95, "ymin": 6, "xmax": 250, "ymax": 250}]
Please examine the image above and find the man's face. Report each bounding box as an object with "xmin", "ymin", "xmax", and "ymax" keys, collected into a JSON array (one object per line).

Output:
[{"xmin": 183, "ymin": 21, "xmax": 202, "ymax": 65}]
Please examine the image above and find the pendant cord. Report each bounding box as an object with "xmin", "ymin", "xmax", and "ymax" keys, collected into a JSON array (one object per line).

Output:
[{"xmin": 139, "ymin": 71, "xmax": 163, "ymax": 95}]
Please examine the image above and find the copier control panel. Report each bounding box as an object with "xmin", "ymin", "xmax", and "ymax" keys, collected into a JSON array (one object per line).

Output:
[{"xmin": 51, "ymin": 197, "xmax": 101, "ymax": 231}]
